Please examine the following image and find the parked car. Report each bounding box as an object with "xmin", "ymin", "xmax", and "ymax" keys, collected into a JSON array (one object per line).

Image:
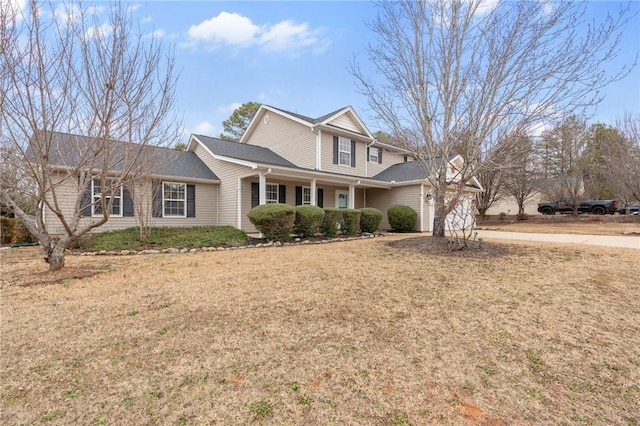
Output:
[
  {"xmin": 537, "ymin": 198, "xmax": 618, "ymax": 215},
  {"xmin": 617, "ymin": 203, "xmax": 639, "ymax": 215}
]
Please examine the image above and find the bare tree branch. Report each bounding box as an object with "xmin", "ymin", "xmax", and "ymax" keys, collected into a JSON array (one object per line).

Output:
[
  {"xmin": 0, "ymin": 0, "xmax": 180, "ymax": 270},
  {"xmin": 351, "ymin": 0, "xmax": 636, "ymax": 237}
]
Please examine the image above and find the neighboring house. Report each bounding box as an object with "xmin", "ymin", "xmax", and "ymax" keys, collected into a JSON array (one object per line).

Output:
[
  {"xmin": 485, "ymin": 178, "xmax": 585, "ymax": 216},
  {"xmin": 43, "ymin": 105, "xmax": 482, "ymax": 234}
]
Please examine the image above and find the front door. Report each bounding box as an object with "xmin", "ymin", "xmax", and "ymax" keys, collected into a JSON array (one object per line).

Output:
[{"xmin": 336, "ymin": 190, "xmax": 349, "ymax": 209}]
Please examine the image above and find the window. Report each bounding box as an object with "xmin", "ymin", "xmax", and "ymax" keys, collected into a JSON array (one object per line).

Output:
[
  {"xmin": 163, "ymin": 182, "xmax": 186, "ymax": 217},
  {"xmin": 338, "ymin": 137, "xmax": 351, "ymax": 166},
  {"xmin": 369, "ymin": 147, "xmax": 380, "ymax": 163},
  {"xmin": 92, "ymin": 178, "xmax": 122, "ymax": 216},
  {"xmin": 302, "ymin": 187, "xmax": 311, "ymax": 205},
  {"xmin": 266, "ymin": 183, "xmax": 279, "ymax": 204}
]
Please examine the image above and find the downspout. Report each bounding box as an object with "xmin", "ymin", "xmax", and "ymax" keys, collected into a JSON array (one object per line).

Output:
[
  {"xmin": 312, "ymin": 127, "xmax": 321, "ymax": 170},
  {"xmin": 365, "ymin": 140, "xmax": 375, "ymax": 178}
]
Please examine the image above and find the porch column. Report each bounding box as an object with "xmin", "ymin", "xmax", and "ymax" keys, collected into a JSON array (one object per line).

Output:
[
  {"xmin": 310, "ymin": 179, "xmax": 317, "ymax": 206},
  {"xmin": 259, "ymin": 173, "xmax": 267, "ymax": 205},
  {"xmin": 348, "ymin": 184, "xmax": 355, "ymax": 209},
  {"xmin": 237, "ymin": 178, "xmax": 242, "ymax": 228},
  {"xmin": 420, "ymin": 184, "xmax": 424, "ymax": 232}
]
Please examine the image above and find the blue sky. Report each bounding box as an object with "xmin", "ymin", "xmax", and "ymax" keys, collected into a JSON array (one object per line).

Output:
[{"xmin": 115, "ymin": 1, "xmax": 640, "ymax": 137}]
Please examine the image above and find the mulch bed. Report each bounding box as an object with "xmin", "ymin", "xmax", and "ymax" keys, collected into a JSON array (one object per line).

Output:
[{"xmin": 387, "ymin": 235, "xmax": 511, "ymax": 259}]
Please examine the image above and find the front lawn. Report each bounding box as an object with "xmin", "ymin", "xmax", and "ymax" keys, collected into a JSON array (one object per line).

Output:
[
  {"xmin": 79, "ymin": 225, "xmax": 248, "ymax": 251},
  {"xmin": 1, "ymin": 236, "xmax": 639, "ymax": 424}
]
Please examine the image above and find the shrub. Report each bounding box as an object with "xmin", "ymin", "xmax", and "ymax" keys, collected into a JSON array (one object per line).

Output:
[
  {"xmin": 516, "ymin": 212, "xmax": 529, "ymax": 221},
  {"xmin": 1, "ymin": 216, "xmax": 16, "ymax": 244},
  {"xmin": 322, "ymin": 208, "xmax": 344, "ymax": 238},
  {"xmin": 387, "ymin": 204, "xmax": 417, "ymax": 232},
  {"xmin": 14, "ymin": 220, "xmax": 37, "ymax": 244},
  {"xmin": 359, "ymin": 208, "xmax": 382, "ymax": 233},
  {"xmin": 341, "ymin": 209, "xmax": 362, "ymax": 236},
  {"xmin": 498, "ymin": 212, "xmax": 507, "ymax": 220},
  {"xmin": 247, "ymin": 204, "xmax": 295, "ymax": 242},
  {"xmin": 294, "ymin": 205, "xmax": 325, "ymax": 238}
]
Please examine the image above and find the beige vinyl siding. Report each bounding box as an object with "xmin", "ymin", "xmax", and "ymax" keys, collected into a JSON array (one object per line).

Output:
[
  {"xmin": 326, "ymin": 114, "xmax": 363, "ymax": 134},
  {"xmin": 366, "ymin": 149, "xmax": 407, "ymax": 177},
  {"xmin": 485, "ymin": 191, "xmax": 543, "ymax": 216},
  {"xmin": 246, "ymin": 110, "xmax": 316, "ymax": 169},
  {"xmin": 193, "ymin": 143, "xmax": 249, "ymax": 229},
  {"xmin": 44, "ymin": 171, "xmax": 218, "ymax": 235},
  {"xmin": 366, "ymin": 185, "xmax": 426, "ymax": 231},
  {"xmin": 320, "ymin": 132, "xmax": 367, "ymax": 176}
]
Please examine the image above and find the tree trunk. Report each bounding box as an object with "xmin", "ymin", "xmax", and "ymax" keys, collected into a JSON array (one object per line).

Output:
[
  {"xmin": 46, "ymin": 243, "xmax": 65, "ymax": 271},
  {"xmin": 432, "ymin": 206, "xmax": 447, "ymax": 237}
]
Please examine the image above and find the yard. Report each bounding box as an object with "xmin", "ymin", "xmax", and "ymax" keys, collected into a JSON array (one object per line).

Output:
[{"xmin": 1, "ymin": 234, "xmax": 639, "ymax": 425}]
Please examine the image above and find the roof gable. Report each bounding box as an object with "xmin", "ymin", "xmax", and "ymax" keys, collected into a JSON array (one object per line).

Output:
[{"xmin": 240, "ymin": 105, "xmax": 375, "ymax": 142}]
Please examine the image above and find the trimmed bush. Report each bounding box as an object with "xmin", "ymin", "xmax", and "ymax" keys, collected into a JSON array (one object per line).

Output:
[
  {"xmin": 322, "ymin": 208, "xmax": 344, "ymax": 238},
  {"xmin": 1, "ymin": 216, "xmax": 16, "ymax": 244},
  {"xmin": 359, "ymin": 208, "xmax": 382, "ymax": 233},
  {"xmin": 247, "ymin": 204, "xmax": 295, "ymax": 242},
  {"xmin": 294, "ymin": 205, "xmax": 325, "ymax": 238},
  {"xmin": 14, "ymin": 220, "xmax": 37, "ymax": 244},
  {"xmin": 387, "ymin": 204, "xmax": 417, "ymax": 232},
  {"xmin": 341, "ymin": 209, "xmax": 361, "ymax": 236}
]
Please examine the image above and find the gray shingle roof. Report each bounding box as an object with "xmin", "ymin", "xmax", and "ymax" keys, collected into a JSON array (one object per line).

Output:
[
  {"xmin": 265, "ymin": 105, "xmax": 350, "ymax": 125},
  {"xmin": 39, "ymin": 132, "xmax": 218, "ymax": 181},
  {"xmin": 194, "ymin": 135, "xmax": 298, "ymax": 168},
  {"xmin": 372, "ymin": 161, "xmax": 429, "ymax": 182}
]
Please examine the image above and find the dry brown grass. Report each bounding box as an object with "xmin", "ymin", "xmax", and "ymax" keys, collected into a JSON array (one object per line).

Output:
[
  {"xmin": 1, "ymin": 236, "xmax": 639, "ymax": 425},
  {"xmin": 478, "ymin": 214, "xmax": 640, "ymax": 236}
]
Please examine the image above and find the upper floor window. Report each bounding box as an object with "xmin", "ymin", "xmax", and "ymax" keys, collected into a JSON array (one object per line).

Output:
[
  {"xmin": 338, "ymin": 137, "xmax": 351, "ymax": 166},
  {"xmin": 333, "ymin": 136, "xmax": 356, "ymax": 168},
  {"xmin": 266, "ymin": 183, "xmax": 279, "ymax": 203},
  {"xmin": 92, "ymin": 177, "xmax": 122, "ymax": 216},
  {"xmin": 368, "ymin": 147, "xmax": 383, "ymax": 164},
  {"xmin": 163, "ymin": 182, "xmax": 186, "ymax": 217}
]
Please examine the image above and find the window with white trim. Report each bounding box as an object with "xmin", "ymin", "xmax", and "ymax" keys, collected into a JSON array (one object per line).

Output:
[
  {"xmin": 338, "ymin": 137, "xmax": 351, "ymax": 166},
  {"xmin": 302, "ymin": 187, "xmax": 311, "ymax": 205},
  {"xmin": 163, "ymin": 182, "xmax": 186, "ymax": 217},
  {"xmin": 92, "ymin": 178, "xmax": 122, "ymax": 216},
  {"xmin": 369, "ymin": 147, "xmax": 380, "ymax": 163},
  {"xmin": 266, "ymin": 183, "xmax": 279, "ymax": 204}
]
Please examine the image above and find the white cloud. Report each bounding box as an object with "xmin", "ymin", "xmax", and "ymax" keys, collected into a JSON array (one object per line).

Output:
[
  {"xmin": 259, "ymin": 20, "xmax": 324, "ymax": 52},
  {"xmin": 192, "ymin": 121, "xmax": 216, "ymax": 136},
  {"xmin": 1, "ymin": 0, "xmax": 26, "ymax": 23},
  {"xmin": 188, "ymin": 11, "xmax": 259, "ymax": 47},
  {"xmin": 183, "ymin": 11, "xmax": 330, "ymax": 55},
  {"xmin": 84, "ymin": 23, "xmax": 113, "ymax": 40}
]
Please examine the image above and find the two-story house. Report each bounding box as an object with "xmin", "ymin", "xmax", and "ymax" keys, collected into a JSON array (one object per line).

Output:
[{"xmin": 41, "ymin": 105, "xmax": 482, "ymax": 235}]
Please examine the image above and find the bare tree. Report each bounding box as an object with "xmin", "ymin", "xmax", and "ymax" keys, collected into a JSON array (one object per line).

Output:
[
  {"xmin": 503, "ymin": 135, "xmax": 538, "ymax": 217},
  {"xmin": 581, "ymin": 123, "xmax": 630, "ymax": 199},
  {"xmin": 0, "ymin": 0, "xmax": 180, "ymax": 271},
  {"xmin": 351, "ymin": 0, "xmax": 635, "ymax": 237},
  {"xmin": 611, "ymin": 112, "xmax": 640, "ymax": 205},
  {"xmin": 535, "ymin": 116, "xmax": 589, "ymax": 214}
]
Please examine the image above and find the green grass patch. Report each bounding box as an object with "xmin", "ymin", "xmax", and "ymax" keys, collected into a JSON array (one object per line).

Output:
[{"xmin": 80, "ymin": 226, "xmax": 248, "ymax": 251}]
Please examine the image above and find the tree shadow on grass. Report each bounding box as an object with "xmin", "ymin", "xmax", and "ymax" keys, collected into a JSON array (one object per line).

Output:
[{"xmin": 387, "ymin": 235, "xmax": 511, "ymax": 259}]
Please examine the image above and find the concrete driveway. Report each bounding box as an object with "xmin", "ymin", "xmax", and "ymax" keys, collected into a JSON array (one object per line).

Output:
[{"xmin": 476, "ymin": 230, "xmax": 640, "ymax": 250}]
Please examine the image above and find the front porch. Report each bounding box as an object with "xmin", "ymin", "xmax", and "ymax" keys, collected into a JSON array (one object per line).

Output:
[{"xmin": 234, "ymin": 168, "xmax": 391, "ymax": 233}]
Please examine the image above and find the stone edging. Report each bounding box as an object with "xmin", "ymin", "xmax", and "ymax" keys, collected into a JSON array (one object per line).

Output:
[{"xmin": 70, "ymin": 233, "xmax": 386, "ymax": 257}]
